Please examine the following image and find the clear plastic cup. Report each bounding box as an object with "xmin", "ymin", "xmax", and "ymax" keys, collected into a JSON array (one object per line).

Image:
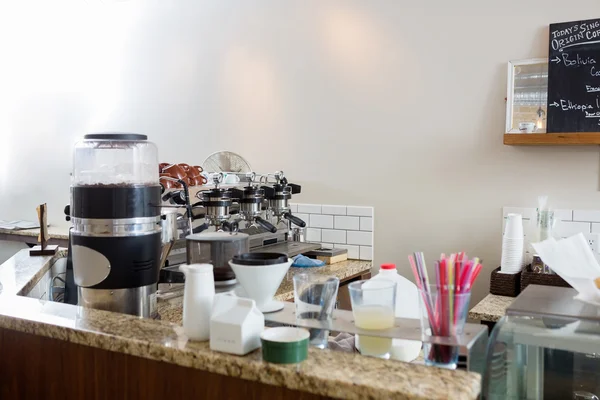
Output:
[
  {"xmin": 419, "ymin": 285, "xmax": 471, "ymax": 369},
  {"xmin": 293, "ymin": 274, "xmax": 340, "ymax": 349},
  {"xmin": 349, "ymin": 280, "xmax": 396, "ymax": 358}
]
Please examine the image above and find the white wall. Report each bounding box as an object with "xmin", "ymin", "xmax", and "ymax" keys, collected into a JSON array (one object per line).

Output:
[{"xmin": 1, "ymin": 0, "xmax": 600, "ymax": 304}]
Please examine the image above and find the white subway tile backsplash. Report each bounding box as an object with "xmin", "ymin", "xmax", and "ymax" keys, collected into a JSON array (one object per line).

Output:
[
  {"xmin": 291, "ymin": 202, "xmax": 374, "ymax": 260},
  {"xmin": 334, "ymin": 216, "xmax": 360, "ymax": 230},
  {"xmin": 322, "ymin": 205, "xmax": 347, "ymax": 215},
  {"xmin": 321, "ymin": 243, "xmax": 334, "ymax": 249},
  {"xmin": 360, "ymin": 217, "xmax": 373, "ymax": 232},
  {"xmin": 305, "ymin": 228, "xmax": 322, "ymax": 242},
  {"xmin": 555, "ymin": 209, "xmax": 573, "ymax": 221},
  {"xmin": 294, "ymin": 213, "xmax": 309, "ymax": 225},
  {"xmin": 334, "ymin": 244, "xmax": 360, "ymax": 259},
  {"xmin": 573, "ymin": 210, "xmax": 600, "ymax": 223},
  {"xmin": 297, "ymin": 204, "xmax": 322, "ymax": 214},
  {"xmin": 360, "ymin": 246, "xmax": 373, "ymax": 261},
  {"xmin": 309, "ymin": 214, "xmax": 334, "ymax": 229},
  {"xmin": 347, "ymin": 231, "xmax": 373, "ymax": 246},
  {"xmin": 555, "ymin": 221, "xmax": 591, "ymax": 237},
  {"xmin": 322, "ymin": 229, "xmax": 346, "ymax": 244},
  {"xmin": 347, "ymin": 206, "xmax": 373, "ymax": 217},
  {"xmin": 593, "ymin": 223, "xmax": 600, "ymax": 234}
]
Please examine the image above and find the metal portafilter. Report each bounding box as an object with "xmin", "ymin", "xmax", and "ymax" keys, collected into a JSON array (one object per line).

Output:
[
  {"xmin": 193, "ymin": 173, "xmax": 241, "ymax": 232},
  {"xmin": 261, "ymin": 183, "xmax": 306, "ymax": 228},
  {"xmin": 230, "ymin": 186, "xmax": 277, "ymax": 233}
]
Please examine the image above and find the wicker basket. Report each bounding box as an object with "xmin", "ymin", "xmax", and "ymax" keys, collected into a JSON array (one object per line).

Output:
[
  {"xmin": 489, "ymin": 267, "xmax": 521, "ymax": 297},
  {"xmin": 520, "ymin": 265, "xmax": 571, "ymax": 292}
]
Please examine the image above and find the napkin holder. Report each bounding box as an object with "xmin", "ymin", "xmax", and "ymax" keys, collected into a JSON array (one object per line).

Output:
[
  {"xmin": 210, "ymin": 294, "xmax": 264, "ymax": 355},
  {"xmin": 520, "ymin": 265, "xmax": 571, "ymax": 292},
  {"xmin": 490, "ymin": 267, "xmax": 521, "ymax": 297}
]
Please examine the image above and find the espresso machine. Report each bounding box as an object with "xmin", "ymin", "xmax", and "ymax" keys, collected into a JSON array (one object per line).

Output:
[
  {"xmin": 161, "ymin": 170, "xmax": 317, "ymax": 274},
  {"xmin": 194, "ymin": 174, "xmax": 238, "ymax": 233},
  {"xmin": 65, "ymin": 133, "xmax": 163, "ymax": 318},
  {"xmin": 190, "ymin": 171, "xmax": 310, "ymax": 251}
]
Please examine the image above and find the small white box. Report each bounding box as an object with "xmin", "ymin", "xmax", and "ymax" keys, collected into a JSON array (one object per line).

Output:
[{"xmin": 210, "ymin": 294, "xmax": 264, "ymax": 356}]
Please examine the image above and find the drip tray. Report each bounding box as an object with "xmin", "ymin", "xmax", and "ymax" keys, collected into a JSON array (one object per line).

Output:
[{"xmin": 250, "ymin": 242, "xmax": 321, "ymax": 258}]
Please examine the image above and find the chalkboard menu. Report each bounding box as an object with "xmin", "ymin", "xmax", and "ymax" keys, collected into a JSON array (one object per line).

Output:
[{"xmin": 547, "ymin": 18, "xmax": 600, "ymax": 133}]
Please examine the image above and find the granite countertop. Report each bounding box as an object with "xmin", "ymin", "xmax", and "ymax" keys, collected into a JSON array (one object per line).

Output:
[
  {"xmin": 0, "ymin": 248, "xmax": 67, "ymax": 296},
  {"xmin": 468, "ymin": 294, "xmax": 515, "ymax": 322},
  {"xmin": 0, "ymin": 225, "xmax": 70, "ymax": 240},
  {"xmin": 0, "ymin": 250, "xmax": 482, "ymax": 400},
  {"xmin": 158, "ymin": 259, "xmax": 373, "ymax": 325}
]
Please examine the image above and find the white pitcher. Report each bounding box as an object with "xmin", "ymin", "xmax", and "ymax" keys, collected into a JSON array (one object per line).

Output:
[{"xmin": 180, "ymin": 263, "xmax": 215, "ymax": 341}]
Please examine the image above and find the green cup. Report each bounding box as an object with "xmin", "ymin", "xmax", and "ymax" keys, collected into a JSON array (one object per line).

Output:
[{"xmin": 261, "ymin": 327, "xmax": 310, "ymax": 364}]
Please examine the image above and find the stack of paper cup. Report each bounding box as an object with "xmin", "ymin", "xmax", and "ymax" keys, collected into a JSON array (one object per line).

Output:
[{"xmin": 500, "ymin": 213, "xmax": 524, "ymax": 273}]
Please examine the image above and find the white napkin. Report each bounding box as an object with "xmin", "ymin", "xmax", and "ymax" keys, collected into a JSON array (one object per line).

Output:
[
  {"xmin": 532, "ymin": 233, "xmax": 600, "ymax": 305},
  {"xmin": 0, "ymin": 220, "xmax": 40, "ymax": 230}
]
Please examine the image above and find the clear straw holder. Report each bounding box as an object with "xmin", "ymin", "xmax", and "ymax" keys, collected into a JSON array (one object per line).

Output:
[{"xmin": 419, "ymin": 285, "xmax": 471, "ymax": 369}]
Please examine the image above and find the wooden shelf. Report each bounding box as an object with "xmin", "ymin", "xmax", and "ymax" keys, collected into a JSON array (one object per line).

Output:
[{"xmin": 504, "ymin": 133, "xmax": 600, "ymax": 146}]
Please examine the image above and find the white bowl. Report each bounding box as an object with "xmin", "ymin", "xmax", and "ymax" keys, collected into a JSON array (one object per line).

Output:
[{"xmin": 229, "ymin": 258, "xmax": 292, "ymax": 310}]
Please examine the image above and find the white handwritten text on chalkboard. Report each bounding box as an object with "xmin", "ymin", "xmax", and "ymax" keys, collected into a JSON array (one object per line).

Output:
[
  {"xmin": 551, "ymin": 20, "xmax": 600, "ymax": 52},
  {"xmin": 547, "ymin": 18, "xmax": 600, "ymax": 132}
]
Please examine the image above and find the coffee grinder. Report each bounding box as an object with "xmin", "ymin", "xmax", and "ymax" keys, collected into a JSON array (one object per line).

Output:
[{"xmin": 66, "ymin": 133, "xmax": 162, "ymax": 317}]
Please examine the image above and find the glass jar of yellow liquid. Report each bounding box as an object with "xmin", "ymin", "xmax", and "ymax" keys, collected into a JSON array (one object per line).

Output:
[{"xmin": 349, "ymin": 280, "xmax": 397, "ymax": 358}]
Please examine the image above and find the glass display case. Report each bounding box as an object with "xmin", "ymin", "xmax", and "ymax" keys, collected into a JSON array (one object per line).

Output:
[
  {"xmin": 506, "ymin": 59, "xmax": 548, "ymax": 134},
  {"xmin": 484, "ymin": 285, "xmax": 600, "ymax": 400}
]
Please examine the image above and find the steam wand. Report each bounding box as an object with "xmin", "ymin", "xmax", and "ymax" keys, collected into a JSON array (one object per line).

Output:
[{"xmin": 160, "ymin": 176, "xmax": 193, "ymax": 235}]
